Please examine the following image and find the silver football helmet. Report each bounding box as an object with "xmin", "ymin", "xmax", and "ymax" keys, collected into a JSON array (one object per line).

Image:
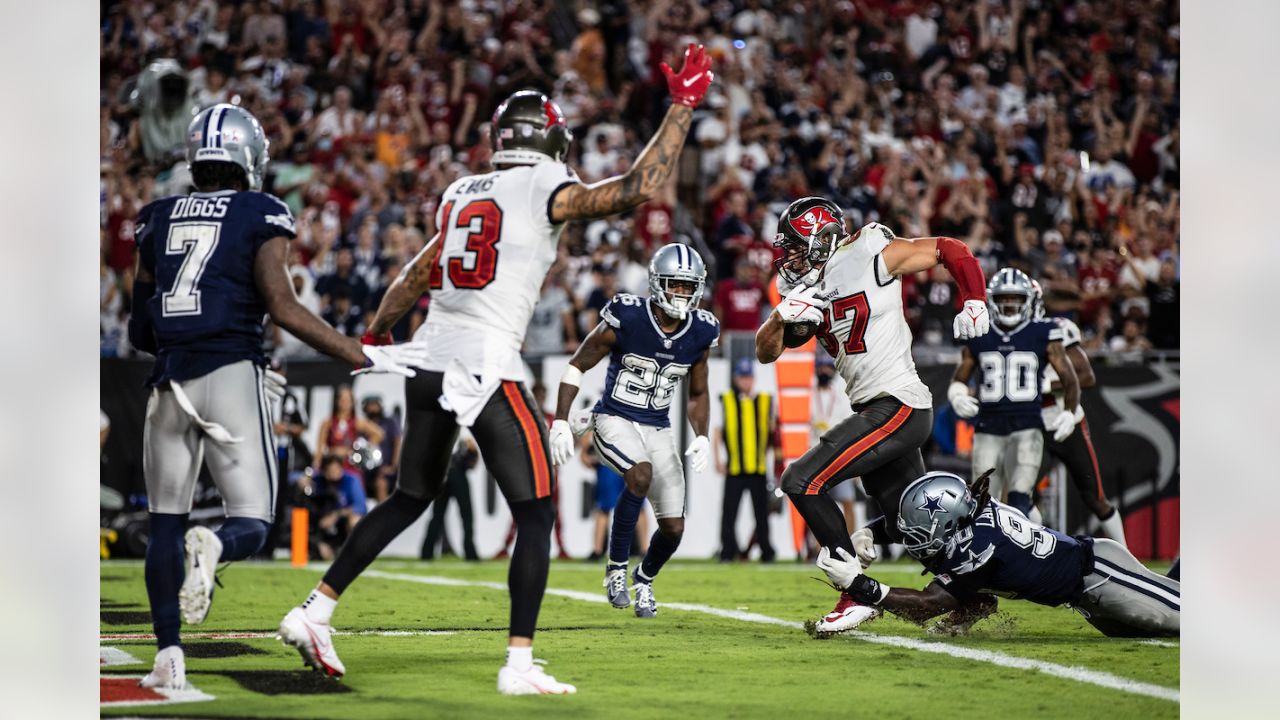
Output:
[
  {"xmin": 648, "ymin": 244, "xmax": 707, "ymax": 320},
  {"xmin": 897, "ymin": 472, "xmax": 978, "ymax": 561},
  {"xmin": 986, "ymin": 267, "xmax": 1034, "ymax": 329},
  {"xmin": 185, "ymin": 104, "xmax": 270, "ymax": 190}
]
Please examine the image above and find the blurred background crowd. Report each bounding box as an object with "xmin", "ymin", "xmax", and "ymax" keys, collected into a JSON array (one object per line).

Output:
[{"xmin": 100, "ymin": 0, "xmax": 1180, "ymax": 363}]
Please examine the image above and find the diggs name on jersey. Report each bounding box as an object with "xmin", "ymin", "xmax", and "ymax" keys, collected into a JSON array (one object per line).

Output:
[
  {"xmin": 594, "ymin": 293, "xmax": 719, "ymax": 428},
  {"xmin": 966, "ymin": 318, "xmax": 1062, "ymax": 435}
]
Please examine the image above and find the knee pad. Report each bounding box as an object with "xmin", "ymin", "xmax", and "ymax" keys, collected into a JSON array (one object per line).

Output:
[{"xmin": 780, "ymin": 466, "xmax": 806, "ymax": 495}]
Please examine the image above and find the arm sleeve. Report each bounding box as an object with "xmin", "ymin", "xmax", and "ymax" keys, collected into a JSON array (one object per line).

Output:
[{"xmin": 935, "ymin": 236, "xmax": 987, "ymax": 302}]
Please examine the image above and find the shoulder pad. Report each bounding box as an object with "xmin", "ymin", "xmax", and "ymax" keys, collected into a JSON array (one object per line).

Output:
[
  {"xmin": 694, "ymin": 308, "xmax": 719, "ymax": 329},
  {"xmin": 1054, "ymin": 317, "xmax": 1083, "ymax": 347},
  {"xmin": 247, "ymin": 192, "xmax": 296, "ymax": 235},
  {"xmin": 601, "ymin": 292, "xmax": 643, "ymax": 328}
]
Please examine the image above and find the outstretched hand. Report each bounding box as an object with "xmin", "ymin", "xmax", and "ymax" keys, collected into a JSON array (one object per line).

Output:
[{"xmin": 662, "ymin": 43, "xmax": 714, "ymax": 108}]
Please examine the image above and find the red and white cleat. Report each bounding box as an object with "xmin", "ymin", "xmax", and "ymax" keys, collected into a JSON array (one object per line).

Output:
[
  {"xmin": 497, "ymin": 660, "xmax": 578, "ymax": 695},
  {"xmin": 813, "ymin": 592, "xmax": 881, "ymax": 637},
  {"xmin": 278, "ymin": 607, "xmax": 346, "ymax": 678}
]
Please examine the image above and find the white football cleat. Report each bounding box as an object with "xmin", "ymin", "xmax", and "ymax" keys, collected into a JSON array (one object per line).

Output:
[
  {"xmin": 139, "ymin": 645, "xmax": 186, "ymax": 690},
  {"xmin": 813, "ymin": 592, "xmax": 881, "ymax": 636},
  {"xmin": 497, "ymin": 660, "xmax": 577, "ymax": 695},
  {"xmin": 278, "ymin": 607, "xmax": 346, "ymax": 678},
  {"xmin": 179, "ymin": 525, "xmax": 223, "ymax": 625}
]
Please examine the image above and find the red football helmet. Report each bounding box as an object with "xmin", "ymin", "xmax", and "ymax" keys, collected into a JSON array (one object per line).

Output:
[{"xmin": 772, "ymin": 196, "xmax": 847, "ymax": 285}]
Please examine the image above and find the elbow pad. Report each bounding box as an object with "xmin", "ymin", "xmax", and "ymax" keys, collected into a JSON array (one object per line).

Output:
[
  {"xmin": 128, "ymin": 280, "xmax": 158, "ymax": 354},
  {"xmin": 935, "ymin": 237, "xmax": 986, "ymax": 303}
]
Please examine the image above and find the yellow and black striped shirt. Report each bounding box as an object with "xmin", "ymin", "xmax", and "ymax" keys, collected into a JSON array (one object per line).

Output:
[{"xmin": 721, "ymin": 391, "xmax": 772, "ymax": 476}]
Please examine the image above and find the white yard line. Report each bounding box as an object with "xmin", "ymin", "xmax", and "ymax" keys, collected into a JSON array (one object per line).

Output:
[
  {"xmin": 359, "ymin": 569, "xmax": 1178, "ymax": 703},
  {"xmin": 100, "ymin": 629, "xmax": 455, "ymax": 641}
]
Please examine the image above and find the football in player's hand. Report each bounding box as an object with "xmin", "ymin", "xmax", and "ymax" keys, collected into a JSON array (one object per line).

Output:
[{"xmin": 783, "ymin": 321, "xmax": 819, "ymax": 348}]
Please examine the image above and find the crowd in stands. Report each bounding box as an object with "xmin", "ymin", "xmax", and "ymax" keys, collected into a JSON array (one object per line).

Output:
[{"xmin": 101, "ymin": 0, "xmax": 1180, "ymax": 362}]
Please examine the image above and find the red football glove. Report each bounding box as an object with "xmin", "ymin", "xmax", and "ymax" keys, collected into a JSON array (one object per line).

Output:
[
  {"xmin": 360, "ymin": 331, "xmax": 393, "ymax": 346},
  {"xmin": 661, "ymin": 43, "xmax": 714, "ymax": 108}
]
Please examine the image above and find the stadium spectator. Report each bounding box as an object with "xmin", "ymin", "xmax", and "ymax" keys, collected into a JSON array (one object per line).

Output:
[
  {"xmin": 304, "ymin": 454, "xmax": 369, "ymax": 561},
  {"xmin": 361, "ymin": 395, "xmax": 401, "ymax": 503},
  {"xmin": 314, "ymin": 385, "xmax": 383, "ymax": 474},
  {"xmin": 103, "ymin": 0, "xmax": 1178, "ymax": 363}
]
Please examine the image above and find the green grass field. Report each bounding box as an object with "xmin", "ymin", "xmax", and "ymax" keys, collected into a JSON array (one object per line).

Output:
[{"xmin": 100, "ymin": 558, "xmax": 1178, "ymax": 718}]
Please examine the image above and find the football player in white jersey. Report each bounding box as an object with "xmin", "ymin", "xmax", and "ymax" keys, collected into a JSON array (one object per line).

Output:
[
  {"xmin": 1030, "ymin": 281, "xmax": 1127, "ymax": 545},
  {"xmin": 755, "ymin": 196, "xmax": 992, "ymax": 636},
  {"xmin": 279, "ymin": 44, "xmax": 714, "ymax": 695}
]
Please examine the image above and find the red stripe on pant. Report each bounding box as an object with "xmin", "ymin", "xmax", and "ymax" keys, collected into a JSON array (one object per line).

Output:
[
  {"xmin": 804, "ymin": 405, "xmax": 914, "ymax": 495},
  {"xmin": 504, "ymin": 381, "xmax": 551, "ymax": 499},
  {"xmin": 1079, "ymin": 417, "xmax": 1105, "ymax": 500}
]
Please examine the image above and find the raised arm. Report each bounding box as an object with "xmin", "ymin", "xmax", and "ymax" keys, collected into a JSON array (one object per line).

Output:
[
  {"xmin": 1046, "ymin": 340, "xmax": 1080, "ymax": 414},
  {"xmin": 1067, "ymin": 344, "xmax": 1095, "ymax": 388},
  {"xmin": 548, "ymin": 44, "xmax": 712, "ymax": 223},
  {"xmin": 367, "ymin": 233, "xmax": 443, "ymax": 336}
]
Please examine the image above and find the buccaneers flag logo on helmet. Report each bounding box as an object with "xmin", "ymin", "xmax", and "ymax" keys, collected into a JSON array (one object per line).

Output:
[{"xmin": 788, "ymin": 206, "xmax": 839, "ymax": 238}]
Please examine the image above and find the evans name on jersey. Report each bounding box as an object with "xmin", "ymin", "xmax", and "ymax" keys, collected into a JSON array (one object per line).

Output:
[
  {"xmin": 134, "ymin": 190, "xmax": 297, "ymax": 386},
  {"xmin": 594, "ymin": 293, "xmax": 719, "ymax": 428}
]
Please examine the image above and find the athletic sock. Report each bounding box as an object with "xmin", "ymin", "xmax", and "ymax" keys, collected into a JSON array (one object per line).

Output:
[
  {"xmin": 216, "ymin": 517, "xmax": 271, "ymax": 561},
  {"xmin": 506, "ymin": 645, "xmax": 533, "ymax": 672},
  {"xmin": 508, "ymin": 499, "xmax": 554, "ymax": 640},
  {"xmin": 1027, "ymin": 505, "xmax": 1043, "ymax": 525},
  {"xmin": 639, "ymin": 528, "xmax": 681, "ymax": 581},
  {"xmin": 321, "ymin": 490, "xmax": 432, "ymax": 594},
  {"xmin": 788, "ymin": 493, "xmax": 856, "ymax": 557},
  {"xmin": 144, "ymin": 512, "xmax": 188, "ymax": 650},
  {"xmin": 1099, "ymin": 507, "xmax": 1128, "ymax": 546},
  {"xmin": 608, "ymin": 490, "xmax": 645, "ymax": 565},
  {"xmin": 1006, "ymin": 492, "xmax": 1033, "ymax": 516},
  {"xmin": 302, "ymin": 589, "xmax": 337, "ymax": 624}
]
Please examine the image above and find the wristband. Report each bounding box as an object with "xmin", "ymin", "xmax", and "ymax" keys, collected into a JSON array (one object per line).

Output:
[
  {"xmin": 561, "ymin": 364, "xmax": 583, "ymax": 387},
  {"xmin": 846, "ymin": 574, "xmax": 890, "ymax": 605},
  {"xmin": 361, "ymin": 331, "xmax": 393, "ymax": 346}
]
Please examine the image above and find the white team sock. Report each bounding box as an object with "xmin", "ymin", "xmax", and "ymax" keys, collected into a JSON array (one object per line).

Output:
[
  {"xmin": 1099, "ymin": 509, "xmax": 1127, "ymax": 546},
  {"xmin": 506, "ymin": 645, "xmax": 533, "ymax": 672},
  {"xmin": 1027, "ymin": 506, "xmax": 1043, "ymax": 525},
  {"xmin": 302, "ymin": 590, "xmax": 337, "ymax": 624}
]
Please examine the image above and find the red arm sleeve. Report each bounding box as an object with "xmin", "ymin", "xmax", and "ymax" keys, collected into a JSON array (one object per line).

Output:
[{"xmin": 935, "ymin": 236, "xmax": 987, "ymax": 303}]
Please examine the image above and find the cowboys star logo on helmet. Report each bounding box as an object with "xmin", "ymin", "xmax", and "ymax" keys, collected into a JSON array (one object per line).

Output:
[{"xmin": 917, "ymin": 492, "xmax": 949, "ymax": 521}]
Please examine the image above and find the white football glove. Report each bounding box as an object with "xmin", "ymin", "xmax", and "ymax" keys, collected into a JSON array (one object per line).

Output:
[
  {"xmin": 684, "ymin": 435, "xmax": 711, "ymax": 473},
  {"xmin": 816, "ymin": 546, "xmax": 865, "ymax": 591},
  {"xmin": 550, "ymin": 419, "xmax": 576, "ymax": 466},
  {"xmin": 567, "ymin": 409, "xmax": 594, "ymax": 439},
  {"xmin": 776, "ymin": 284, "xmax": 829, "ymax": 325},
  {"xmin": 356, "ymin": 342, "xmax": 429, "ymax": 377},
  {"xmin": 263, "ymin": 369, "xmax": 287, "ymax": 405},
  {"xmin": 1049, "ymin": 406, "xmax": 1082, "ymax": 442},
  {"xmin": 851, "ymin": 528, "xmax": 878, "ymax": 567},
  {"xmin": 947, "ymin": 381, "xmax": 979, "ymax": 418},
  {"xmin": 954, "ymin": 299, "xmax": 991, "ymax": 340}
]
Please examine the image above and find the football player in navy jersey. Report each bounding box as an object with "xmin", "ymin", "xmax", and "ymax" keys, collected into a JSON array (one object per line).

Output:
[
  {"xmin": 550, "ymin": 244, "xmax": 719, "ymax": 618},
  {"xmin": 947, "ymin": 268, "xmax": 1080, "ymax": 516},
  {"xmin": 814, "ymin": 472, "xmax": 1179, "ymax": 637},
  {"xmin": 128, "ymin": 104, "xmax": 428, "ymax": 689}
]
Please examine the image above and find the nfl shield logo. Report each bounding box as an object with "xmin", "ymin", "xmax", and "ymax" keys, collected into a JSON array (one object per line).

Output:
[{"xmin": 663, "ymin": 339, "xmax": 673, "ymax": 349}]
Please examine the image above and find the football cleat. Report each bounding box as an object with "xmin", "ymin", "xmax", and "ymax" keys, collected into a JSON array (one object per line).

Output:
[
  {"xmin": 928, "ymin": 594, "xmax": 997, "ymax": 636},
  {"xmin": 813, "ymin": 592, "xmax": 881, "ymax": 637},
  {"xmin": 633, "ymin": 569, "xmax": 657, "ymax": 618},
  {"xmin": 278, "ymin": 607, "xmax": 346, "ymax": 678},
  {"xmin": 139, "ymin": 645, "xmax": 186, "ymax": 690},
  {"xmin": 604, "ymin": 564, "xmax": 630, "ymax": 609},
  {"xmin": 497, "ymin": 660, "xmax": 577, "ymax": 695},
  {"xmin": 179, "ymin": 525, "xmax": 223, "ymax": 625}
]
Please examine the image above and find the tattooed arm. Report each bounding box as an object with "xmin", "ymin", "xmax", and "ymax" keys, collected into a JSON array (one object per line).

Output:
[
  {"xmin": 368, "ymin": 233, "xmax": 443, "ymax": 336},
  {"xmin": 548, "ymin": 104, "xmax": 695, "ymax": 222},
  {"xmin": 548, "ymin": 43, "xmax": 713, "ymax": 223}
]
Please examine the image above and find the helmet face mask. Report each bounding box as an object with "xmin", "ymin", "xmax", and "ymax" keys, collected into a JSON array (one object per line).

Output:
[
  {"xmin": 985, "ymin": 267, "xmax": 1034, "ymax": 329},
  {"xmin": 648, "ymin": 244, "xmax": 707, "ymax": 320},
  {"xmin": 897, "ymin": 472, "xmax": 978, "ymax": 561},
  {"xmin": 186, "ymin": 104, "xmax": 270, "ymax": 190},
  {"xmin": 774, "ymin": 197, "xmax": 846, "ymax": 286}
]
